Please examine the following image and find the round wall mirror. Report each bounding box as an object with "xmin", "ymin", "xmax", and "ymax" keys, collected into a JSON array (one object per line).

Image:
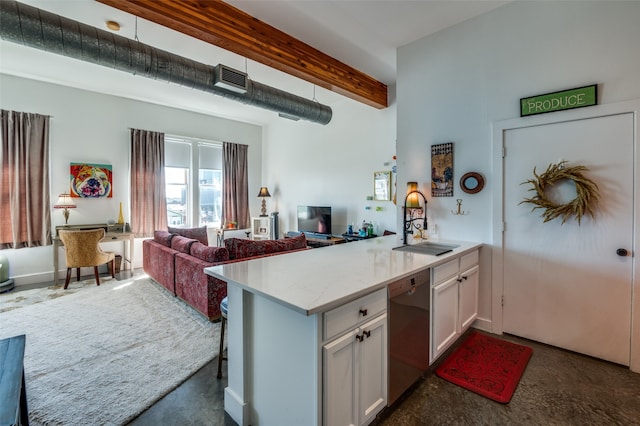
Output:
[{"xmin": 460, "ymin": 172, "xmax": 485, "ymax": 194}]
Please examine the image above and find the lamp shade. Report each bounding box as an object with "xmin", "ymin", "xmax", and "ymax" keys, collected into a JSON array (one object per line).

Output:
[
  {"xmin": 406, "ymin": 182, "xmax": 421, "ymax": 208},
  {"xmin": 53, "ymin": 193, "xmax": 76, "ymax": 225},
  {"xmin": 53, "ymin": 193, "xmax": 76, "ymax": 209},
  {"xmin": 257, "ymin": 187, "xmax": 271, "ymax": 197}
]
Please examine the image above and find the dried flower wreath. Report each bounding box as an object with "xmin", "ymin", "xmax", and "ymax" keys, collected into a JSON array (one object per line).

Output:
[{"xmin": 520, "ymin": 161, "xmax": 599, "ymax": 225}]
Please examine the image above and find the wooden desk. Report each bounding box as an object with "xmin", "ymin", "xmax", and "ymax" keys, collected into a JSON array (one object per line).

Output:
[
  {"xmin": 53, "ymin": 224, "xmax": 134, "ymax": 284},
  {"xmin": 0, "ymin": 334, "xmax": 29, "ymax": 426}
]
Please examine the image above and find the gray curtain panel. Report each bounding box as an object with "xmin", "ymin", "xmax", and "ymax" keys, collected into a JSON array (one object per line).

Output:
[
  {"xmin": 222, "ymin": 142, "xmax": 250, "ymax": 229},
  {"xmin": 0, "ymin": 109, "xmax": 51, "ymax": 249},
  {"xmin": 130, "ymin": 128, "xmax": 166, "ymax": 238}
]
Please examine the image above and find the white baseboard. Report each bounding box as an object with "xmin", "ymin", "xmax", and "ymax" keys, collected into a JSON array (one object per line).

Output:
[
  {"xmin": 472, "ymin": 317, "xmax": 493, "ymax": 333},
  {"xmin": 224, "ymin": 387, "xmax": 251, "ymax": 426}
]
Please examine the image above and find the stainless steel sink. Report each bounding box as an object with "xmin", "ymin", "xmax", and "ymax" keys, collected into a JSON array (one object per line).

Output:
[{"xmin": 393, "ymin": 241, "xmax": 460, "ymax": 256}]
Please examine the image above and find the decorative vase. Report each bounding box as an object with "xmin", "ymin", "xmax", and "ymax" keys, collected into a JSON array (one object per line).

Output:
[{"xmin": 117, "ymin": 202, "xmax": 125, "ymax": 225}]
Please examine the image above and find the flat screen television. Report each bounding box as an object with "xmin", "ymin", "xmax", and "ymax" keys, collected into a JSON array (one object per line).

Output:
[{"xmin": 297, "ymin": 206, "xmax": 332, "ymax": 235}]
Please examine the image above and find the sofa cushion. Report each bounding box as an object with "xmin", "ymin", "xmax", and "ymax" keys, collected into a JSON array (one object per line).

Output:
[
  {"xmin": 275, "ymin": 234, "xmax": 308, "ymax": 251},
  {"xmin": 225, "ymin": 234, "xmax": 307, "ymax": 260},
  {"xmin": 190, "ymin": 242, "xmax": 229, "ymax": 263},
  {"xmin": 154, "ymin": 230, "xmax": 174, "ymax": 247},
  {"xmin": 168, "ymin": 226, "xmax": 208, "ymax": 245},
  {"xmin": 171, "ymin": 235, "xmax": 199, "ymax": 254}
]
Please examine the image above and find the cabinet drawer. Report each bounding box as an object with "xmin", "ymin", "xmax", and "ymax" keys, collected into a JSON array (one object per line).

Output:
[
  {"xmin": 432, "ymin": 259, "xmax": 459, "ymax": 285},
  {"xmin": 460, "ymin": 249, "xmax": 479, "ymax": 271},
  {"xmin": 324, "ymin": 288, "xmax": 387, "ymax": 342}
]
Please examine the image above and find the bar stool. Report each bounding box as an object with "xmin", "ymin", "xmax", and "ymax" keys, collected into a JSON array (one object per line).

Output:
[{"xmin": 217, "ymin": 296, "xmax": 228, "ymax": 379}]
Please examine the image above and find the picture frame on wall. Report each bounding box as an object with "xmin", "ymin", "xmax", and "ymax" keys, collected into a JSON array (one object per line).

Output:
[
  {"xmin": 374, "ymin": 171, "xmax": 392, "ymax": 201},
  {"xmin": 70, "ymin": 162, "xmax": 113, "ymax": 198},
  {"xmin": 431, "ymin": 142, "xmax": 454, "ymax": 197}
]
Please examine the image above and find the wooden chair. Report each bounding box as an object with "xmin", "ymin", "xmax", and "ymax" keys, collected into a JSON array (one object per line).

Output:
[{"xmin": 58, "ymin": 229, "xmax": 115, "ymax": 289}]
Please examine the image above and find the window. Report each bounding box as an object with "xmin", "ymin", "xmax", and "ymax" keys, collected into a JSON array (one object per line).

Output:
[
  {"xmin": 165, "ymin": 136, "xmax": 222, "ymax": 228},
  {"xmin": 165, "ymin": 166, "xmax": 188, "ymax": 226}
]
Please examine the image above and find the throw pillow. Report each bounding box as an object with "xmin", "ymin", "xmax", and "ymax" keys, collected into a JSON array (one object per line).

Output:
[
  {"xmin": 171, "ymin": 235, "xmax": 199, "ymax": 254},
  {"xmin": 277, "ymin": 234, "xmax": 307, "ymax": 251},
  {"xmin": 225, "ymin": 234, "xmax": 307, "ymax": 260},
  {"xmin": 168, "ymin": 226, "xmax": 208, "ymax": 245},
  {"xmin": 224, "ymin": 238, "xmax": 254, "ymax": 260},
  {"xmin": 154, "ymin": 230, "xmax": 174, "ymax": 247},
  {"xmin": 190, "ymin": 242, "xmax": 229, "ymax": 263}
]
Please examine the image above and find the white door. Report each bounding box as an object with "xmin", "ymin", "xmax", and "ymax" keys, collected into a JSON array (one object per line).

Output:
[{"xmin": 502, "ymin": 112, "xmax": 634, "ymax": 365}]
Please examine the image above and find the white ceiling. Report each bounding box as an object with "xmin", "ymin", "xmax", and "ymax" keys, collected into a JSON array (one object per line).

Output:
[{"xmin": 0, "ymin": 0, "xmax": 509, "ymax": 125}]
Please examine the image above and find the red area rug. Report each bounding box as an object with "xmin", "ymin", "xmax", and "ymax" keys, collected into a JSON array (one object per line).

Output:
[{"xmin": 435, "ymin": 331, "xmax": 533, "ymax": 403}]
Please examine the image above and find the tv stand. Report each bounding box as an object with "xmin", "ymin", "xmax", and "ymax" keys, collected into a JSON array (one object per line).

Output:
[{"xmin": 304, "ymin": 232, "xmax": 331, "ymax": 240}]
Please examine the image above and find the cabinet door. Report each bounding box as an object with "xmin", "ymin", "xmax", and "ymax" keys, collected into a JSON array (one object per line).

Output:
[
  {"xmin": 324, "ymin": 329, "xmax": 358, "ymax": 426},
  {"xmin": 458, "ymin": 265, "xmax": 479, "ymax": 331},
  {"xmin": 431, "ymin": 276, "xmax": 459, "ymax": 362},
  {"xmin": 358, "ymin": 314, "xmax": 387, "ymax": 426}
]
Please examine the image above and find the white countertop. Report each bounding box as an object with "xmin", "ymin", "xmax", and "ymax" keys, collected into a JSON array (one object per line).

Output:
[{"xmin": 204, "ymin": 235, "xmax": 482, "ymax": 316}]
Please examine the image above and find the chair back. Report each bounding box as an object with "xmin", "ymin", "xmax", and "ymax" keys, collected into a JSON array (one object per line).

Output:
[{"xmin": 58, "ymin": 229, "xmax": 112, "ymax": 268}]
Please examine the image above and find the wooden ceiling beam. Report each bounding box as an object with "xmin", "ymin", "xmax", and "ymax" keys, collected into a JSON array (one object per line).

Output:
[{"xmin": 96, "ymin": 0, "xmax": 388, "ymax": 109}]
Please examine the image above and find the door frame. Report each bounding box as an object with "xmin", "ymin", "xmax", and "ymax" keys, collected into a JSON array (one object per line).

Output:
[{"xmin": 491, "ymin": 99, "xmax": 640, "ymax": 372}]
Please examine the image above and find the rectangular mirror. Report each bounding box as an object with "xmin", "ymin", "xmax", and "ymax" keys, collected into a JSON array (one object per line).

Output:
[{"xmin": 374, "ymin": 171, "xmax": 392, "ymax": 201}]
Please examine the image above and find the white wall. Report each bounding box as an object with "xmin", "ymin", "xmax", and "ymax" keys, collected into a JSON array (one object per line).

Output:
[
  {"xmin": 397, "ymin": 1, "xmax": 640, "ymax": 327},
  {"xmin": 262, "ymin": 92, "xmax": 398, "ymax": 238},
  {"xmin": 1, "ymin": 74, "xmax": 262, "ymax": 285}
]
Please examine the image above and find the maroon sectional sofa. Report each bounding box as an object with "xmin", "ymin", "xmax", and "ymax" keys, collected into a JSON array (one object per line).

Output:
[{"xmin": 143, "ymin": 229, "xmax": 308, "ymax": 321}]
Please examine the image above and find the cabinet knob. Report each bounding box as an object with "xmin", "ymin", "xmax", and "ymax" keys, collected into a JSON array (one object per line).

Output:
[
  {"xmin": 617, "ymin": 248, "xmax": 629, "ymax": 257},
  {"xmin": 356, "ymin": 331, "xmax": 371, "ymax": 343},
  {"xmin": 359, "ymin": 309, "xmax": 368, "ymax": 317}
]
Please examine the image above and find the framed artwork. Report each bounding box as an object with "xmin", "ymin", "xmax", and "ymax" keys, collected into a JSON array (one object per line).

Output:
[
  {"xmin": 70, "ymin": 163, "xmax": 113, "ymax": 198},
  {"xmin": 374, "ymin": 171, "xmax": 392, "ymax": 201},
  {"xmin": 431, "ymin": 142, "xmax": 453, "ymax": 197}
]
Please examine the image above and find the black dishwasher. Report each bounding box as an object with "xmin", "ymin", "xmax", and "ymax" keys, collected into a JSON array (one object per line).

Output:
[{"xmin": 387, "ymin": 269, "xmax": 430, "ymax": 405}]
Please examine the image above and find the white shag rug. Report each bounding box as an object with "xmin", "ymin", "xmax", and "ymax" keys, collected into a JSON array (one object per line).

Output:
[{"xmin": 0, "ymin": 276, "xmax": 220, "ymax": 425}]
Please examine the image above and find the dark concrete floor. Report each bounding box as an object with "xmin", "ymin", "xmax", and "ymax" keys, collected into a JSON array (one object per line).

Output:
[
  {"xmin": 129, "ymin": 330, "xmax": 640, "ymax": 426},
  {"xmin": 13, "ymin": 272, "xmax": 640, "ymax": 425},
  {"xmin": 127, "ymin": 358, "xmax": 236, "ymax": 426},
  {"xmin": 375, "ymin": 332, "xmax": 640, "ymax": 426}
]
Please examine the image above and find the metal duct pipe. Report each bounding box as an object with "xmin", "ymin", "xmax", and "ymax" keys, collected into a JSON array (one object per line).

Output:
[{"xmin": 0, "ymin": 1, "xmax": 332, "ymax": 125}]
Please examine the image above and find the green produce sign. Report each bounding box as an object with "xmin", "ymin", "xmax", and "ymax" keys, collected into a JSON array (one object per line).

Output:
[{"xmin": 520, "ymin": 85, "xmax": 597, "ymax": 117}]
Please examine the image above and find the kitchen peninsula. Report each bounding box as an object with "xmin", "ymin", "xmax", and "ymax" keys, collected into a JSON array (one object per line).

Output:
[{"xmin": 205, "ymin": 235, "xmax": 482, "ymax": 426}]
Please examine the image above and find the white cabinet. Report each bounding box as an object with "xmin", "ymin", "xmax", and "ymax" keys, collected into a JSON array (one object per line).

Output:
[
  {"xmin": 430, "ymin": 250, "xmax": 479, "ymax": 363},
  {"xmin": 323, "ymin": 289, "xmax": 387, "ymax": 426},
  {"xmin": 459, "ymin": 264, "xmax": 479, "ymax": 330},
  {"xmin": 251, "ymin": 216, "xmax": 271, "ymax": 240},
  {"xmin": 431, "ymin": 274, "xmax": 459, "ymax": 362}
]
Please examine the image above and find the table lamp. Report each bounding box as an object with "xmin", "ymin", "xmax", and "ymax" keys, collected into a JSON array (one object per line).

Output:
[
  {"xmin": 405, "ymin": 182, "xmax": 421, "ymax": 208},
  {"xmin": 403, "ymin": 182, "xmax": 428, "ymax": 245},
  {"xmin": 53, "ymin": 193, "xmax": 76, "ymax": 225},
  {"xmin": 257, "ymin": 187, "xmax": 271, "ymax": 217}
]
